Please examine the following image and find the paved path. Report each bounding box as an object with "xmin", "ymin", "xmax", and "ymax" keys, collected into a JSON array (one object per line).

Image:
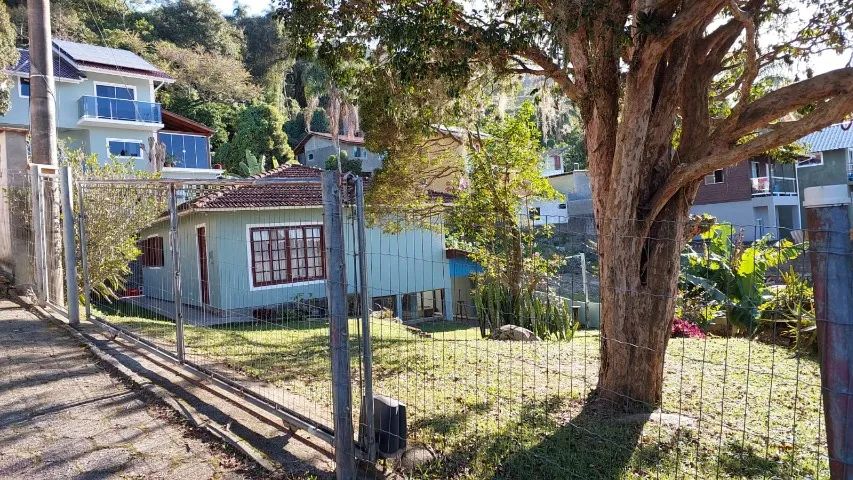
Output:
[{"xmin": 0, "ymin": 298, "xmax": 258, "ymax": 479}]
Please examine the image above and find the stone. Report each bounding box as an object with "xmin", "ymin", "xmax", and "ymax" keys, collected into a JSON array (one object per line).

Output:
[{"xmin": 493, "ymin": 324, "xmax": 540, "ymax": 342}]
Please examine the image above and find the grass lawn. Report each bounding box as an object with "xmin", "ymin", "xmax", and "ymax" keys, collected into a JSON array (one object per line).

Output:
[{"xmin": 98, "ymin": 302, "xmax": 827, "ymax": 479}]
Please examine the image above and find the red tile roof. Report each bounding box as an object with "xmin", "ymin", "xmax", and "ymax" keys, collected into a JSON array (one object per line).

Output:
[
  {"xmin": 181, "ymin": 164, "xmax": 324, "ymax": 211},
  {"xmin": 179, "ymin": 163, "xmax": 451, "ymax": 214}
]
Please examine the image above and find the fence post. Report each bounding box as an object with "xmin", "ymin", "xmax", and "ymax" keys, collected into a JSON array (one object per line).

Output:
[
  {"xmin": 29, "ymin": 167, "xmax": 47, "ymax": 305},
  {"xmin": 59, "ymin": 166, "xmax": 79, "ymax": 325},
  {"xmin": 168, "ymin": 183, "xmax": 185, "ymax": 362},
  {"xmin": 354, "ymin": 177, "xmax": 376, "ymax": 462},
  {"xmin": 321, "ymin": 170, "xmax": 356, "ymax": 479},
  {"xmin": 803, "ymin": 185, "xmax": 853, "ymax": 480},
  {"xmin": 76, "ymin": 183, "xmax": 92, "ymax": 320}
]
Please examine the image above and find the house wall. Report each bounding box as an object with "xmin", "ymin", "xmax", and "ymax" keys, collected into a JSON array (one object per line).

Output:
[
  {"xmin": 300, "ymin": 136, "xmax": 384, "ymax": 172},
  {"xmin": 797, "ymin": 148, "xmax": 853, "ymax": 230},
  {"xmin": 141, "ymin": 208, "xmax": 453, "ymax": 317},
  {"xmin": 694, "ymin": 161, "xmax": 752, "ymax": 204},
  {"xmin": 690, "ymin": 199, "xmax": 765, "ymax": 241},
  {"xmin": 88, "ymin": 126, "xmax": 156, "ymax": 171}
]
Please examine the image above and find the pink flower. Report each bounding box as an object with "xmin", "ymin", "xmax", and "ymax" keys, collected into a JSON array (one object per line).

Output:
[{"xmin": 671, "ymin": 317, "xmax": 706, "ymax": 339}]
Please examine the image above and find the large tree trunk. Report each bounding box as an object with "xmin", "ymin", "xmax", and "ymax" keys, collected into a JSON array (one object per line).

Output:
[{"xmin": 595, "ymin": 191, "xmax": 691, "ymax": 408}]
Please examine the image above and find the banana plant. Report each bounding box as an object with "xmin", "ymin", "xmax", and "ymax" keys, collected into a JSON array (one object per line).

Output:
[{"xmin": 681, "ymin": 223, "xmax": 805, "ymax": 334}]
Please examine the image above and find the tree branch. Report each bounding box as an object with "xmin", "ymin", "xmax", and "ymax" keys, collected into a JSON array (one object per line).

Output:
[
  {"xmin": 641, "ymin": 92, "xmax": 853, "ymax": 236},
  {"xmin": 646, "ymin": 0, "xmax": 728, "ymax": 60},
  {"xmin": 519, "ymin": 47, "xmax": 580, "ymax": 101},
  {"xmin": 721, "ymin": 68, "xmax": 853, "ymax": 139}
]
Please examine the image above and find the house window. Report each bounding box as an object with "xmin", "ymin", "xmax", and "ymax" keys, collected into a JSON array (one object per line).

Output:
[
  {"xmin": 704, "ymin": 169, "xmax": 725, "ymax": 184},
  {"xmin": 798, "ymin": 152, "xmax": 823, "ymax": 168},
  {"xmin": 354, "ymin": 146, "xmax": 363, "ymax": 158},
  {"xmin": 140, "ymin": 236, "xmax": 164, "ymax": 267},
  {"xmin": 95, "ymin": 83, "xmax": 135, "ymax": 100},
  {"xmin": 19, "ymin": 78, "xmax": 30, "ymax": 97},
  {"xmin": 558, "ymin": 203, "xmax": 567, "ymax": 209},
  {"xmin": 108, "ymin": 139, "xmax": 144, "ymax": 159},
  {"xmin": 160, "ymin": 133, "xmax": 210, "ymax": 168},
  {"xmin": 249, "ymin": 226, "xmax": 325, "ymax": 287},
  {"xmin": 308, "ymin": 153, "xmax": 314, "ymax": 161}
]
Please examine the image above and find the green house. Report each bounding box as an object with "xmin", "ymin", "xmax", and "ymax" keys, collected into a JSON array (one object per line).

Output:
[
  {"xmin": 136, "ymin": 164, "xmax": 452, "ymax": 323},
  {"xmin": 797, "ymin": 123, "xmax": 853, "ymax": 229}
]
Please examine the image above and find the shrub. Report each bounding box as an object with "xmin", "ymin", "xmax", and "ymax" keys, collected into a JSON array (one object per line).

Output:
[
  {"xmin": 671, "ymin": 317, "xmax": 706, "ymax": 339},
  {"xmin": 760, "ymin": 269, "xmax": 817, "ymax": 351},
  {"xmin": 472, "ymin": 281, "xmax": 579, "ymax": 340}
]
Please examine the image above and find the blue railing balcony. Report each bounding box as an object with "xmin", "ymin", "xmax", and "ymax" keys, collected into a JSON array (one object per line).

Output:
[
  {"xmin": 78, "ymin": 96, "xmax": 162, "ymax": 124},
  {"xmin": 751, "ymin": 176, "xmax": 798, "ymax": 196}
]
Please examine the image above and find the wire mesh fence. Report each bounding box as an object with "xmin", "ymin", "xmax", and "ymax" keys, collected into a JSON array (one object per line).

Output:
[{"xmin": 51, "ymin": 166, "xmax": 842, "ymax": 479}]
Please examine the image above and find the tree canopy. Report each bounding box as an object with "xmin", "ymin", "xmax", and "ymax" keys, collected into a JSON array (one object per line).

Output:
[
  {"xmin": 281, "ymin": 0, "xmax": 853, "ymax": 406},
  {"xmin": 215, "ymin": 102, "xmax": 294, "ymax": 173}
]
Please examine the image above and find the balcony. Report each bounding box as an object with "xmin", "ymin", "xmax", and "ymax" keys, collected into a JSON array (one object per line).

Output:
[
  {"xmin": 751, "ymin": 176, "xmax": 797, "ymax": 197},
  {"xmin": 78, "ymin": 96, "xmax": 163, "ymax": 129}
]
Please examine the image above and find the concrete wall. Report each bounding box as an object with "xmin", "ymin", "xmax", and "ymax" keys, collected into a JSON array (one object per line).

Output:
[
  {"xmin": 141, "ymin": 208, "xmax": 453, "ymax": 317},
  {"xmin": 0, "ymin": 130, "xmax": 32, "ymax": 286},
  {"xmin": 797, "ymin": 148, "xmax": 853, "ymax": 230},
  {"xmin": 691, "ymin": 199, "xmax": 762, "ymax": 241}
]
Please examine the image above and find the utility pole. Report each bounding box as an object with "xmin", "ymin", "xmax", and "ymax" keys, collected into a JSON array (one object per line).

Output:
[{"xmin": 28, "ymin": 0, "xmax": 64, "ymax": 305}]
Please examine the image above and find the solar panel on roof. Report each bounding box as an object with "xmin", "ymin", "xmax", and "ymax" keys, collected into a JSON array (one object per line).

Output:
[{"xmin": 53, "ymin": 39, "xmax": 162, "ymax": 74}]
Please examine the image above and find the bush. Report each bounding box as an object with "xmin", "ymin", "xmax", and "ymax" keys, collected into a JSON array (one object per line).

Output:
[
  {"xmin": 760, "ymin": 269, "xmax": 817, "ymax": 351},
  {"xmin": 671, "ymin": 317, "xmax": 706, "ymax": 339}
]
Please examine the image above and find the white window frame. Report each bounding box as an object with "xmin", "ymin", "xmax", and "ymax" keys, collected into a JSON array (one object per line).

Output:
[
  {"xmin": 797, "ymin": 151, "xmax": 823, "ymax": 168},
  {"xmin": 18, "ymin": 77, "xmax": 30, "ymax": 98},
  {"xmin": 704, "ymin": 169, "xmax": 725, "ymax": 185},
  {"xmin": 93, "ymin": 81, "xmax": 137, "ymax": 100},
  {"xmin": 244, "ymin": 222, "xmax": 326, "ymax": 292},
  {"xmin": 307, "ymin": 153, "xmax": 314, "ymax": 161},
  {"xmin": 106, "ymin": 138, "xmax": 145, "ymax": 160}
]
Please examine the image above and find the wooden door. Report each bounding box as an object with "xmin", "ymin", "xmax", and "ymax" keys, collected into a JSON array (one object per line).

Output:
[{"xmin": 196, "ymin": 226, "xmax": 210, "ymax": 304}]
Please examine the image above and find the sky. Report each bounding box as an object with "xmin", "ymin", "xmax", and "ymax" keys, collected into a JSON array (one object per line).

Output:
[{"xmin": 211, "ymin": 0, "xmax": 272, "ymax": 17}]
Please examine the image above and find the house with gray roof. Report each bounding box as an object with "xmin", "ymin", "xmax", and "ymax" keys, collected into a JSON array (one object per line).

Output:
[
  {"xmin": 134, "ymin": 164, "xmax": 453, "ymax": 324},
  {"xmin": 1, "ymin": 39, "xmax": 221, "ymax": 179},
  {"xmin": 796, "ymin": 123, "xmax": 853, "ymax": 229}
]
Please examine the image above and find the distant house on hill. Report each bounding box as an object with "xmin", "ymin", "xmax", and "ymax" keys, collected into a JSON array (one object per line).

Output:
[
  {"xmin": 796, "ymin": 123, "xmax": 853, "ymax": 229},
  {"xmin": 292, "ymin": 131, "xmax": 384, "ymax": 173},
  {"xmin": 0, "ymin": 39, "xmax": 221, "ymax": 179},
  {"xmin": 690, "ymin": 156, "xmax": 801, "ymax": 241}
]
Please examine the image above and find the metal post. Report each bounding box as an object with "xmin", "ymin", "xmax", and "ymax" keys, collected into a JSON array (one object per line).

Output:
[
  {"xmin": 168, "ymin": 184, "xmax": 185, "ymax": 362},
  {"xmin": 579, "ymin": 252, "xmax": 589, "ymax": 304},
  {"xmin": 321, "ymin": 170, "xmax": 356, "ymax": 479},
  {"xmin": 803, "ymin": 185, "xmax": 853, "ymax": 480},
  {"xmin": 354, "ymin": 177, "xmax": 376, "ymax": 461},
  {"xmin": 76, "ymin": 184, "xmax": 92, "ymax": 320},
  {"xmin": 29, "ymin": 167, "xmax": 47, "ymax": 305},
  {"xmin": 59, "ymin": 166, "xmax": 79, "ymax": 324}
]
